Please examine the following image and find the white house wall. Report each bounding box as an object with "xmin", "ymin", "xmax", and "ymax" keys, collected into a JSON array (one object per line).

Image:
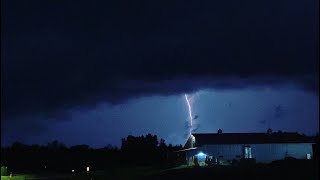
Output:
[{"xmin": 198, "ymin": 143, "xmax": 313, "ymax": 163}]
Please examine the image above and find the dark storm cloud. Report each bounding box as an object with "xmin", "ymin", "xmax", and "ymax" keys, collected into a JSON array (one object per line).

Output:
[
  {"xmin": 2, "ymin": 0, "xmax": 318, "ymax": 120},
  {"xmin": 1, "ymin": 115, "xmax": 51, "ymax": 144}
]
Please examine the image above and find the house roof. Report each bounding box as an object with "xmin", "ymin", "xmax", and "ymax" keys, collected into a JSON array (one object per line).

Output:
[{"xmin": 184, "ymin": 132, "xmax": 315, "ymax": 149}]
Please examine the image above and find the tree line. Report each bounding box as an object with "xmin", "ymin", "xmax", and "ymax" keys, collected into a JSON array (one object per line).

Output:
[{"xmin": 1, "ymin": 133, "xmax": 184, "ymax": 173}]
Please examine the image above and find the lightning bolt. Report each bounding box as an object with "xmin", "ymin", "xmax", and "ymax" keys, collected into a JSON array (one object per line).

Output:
[{"xmin": 185, "ymin": 94, "xmax": 193, "ymax": 135}]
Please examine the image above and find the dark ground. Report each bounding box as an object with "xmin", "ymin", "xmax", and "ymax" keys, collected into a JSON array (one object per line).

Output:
[
  {"xmin": 1, "ymin": 162, "xmax": 318, "ymax": 180},
  {"xmin": 144, "ymin": 167, "xmax": 317, "ymax": 180},
  {"xmin": 143, "ymin": 160, "xmax": 318, "ymax": 180}
]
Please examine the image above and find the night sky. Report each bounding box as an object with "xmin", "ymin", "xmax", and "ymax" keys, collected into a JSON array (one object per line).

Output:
[{"xmin": 1, "ymin": 0, "xmax": 319, "ymax": 148}]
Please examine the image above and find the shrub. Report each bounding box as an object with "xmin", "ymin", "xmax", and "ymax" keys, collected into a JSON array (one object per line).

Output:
[
  {"xmin": 231, "ymin": 159, "xmax": 239, "ymax": 166},
  {"xmin": 193, "ymin": 157, "xmax": 200, "ymax": 167},
  {"xmin": 239, "ymin": 158, "xmax": 256, "ymax": 166},
  {"xmin": 1, "ymin": 166, "xmax": 8, "ymax": 176}
]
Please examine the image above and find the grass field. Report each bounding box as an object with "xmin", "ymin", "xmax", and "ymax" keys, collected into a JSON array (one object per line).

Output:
[
  {"xmin": 1, "ymin": 161, "xmax": 317, "ymax": 180},
  {"xmin": 144, "ymin": 162, "xmax": 318, "ymax": 180},
  {"xmin": 1, "ymin": 175, "xmax": 37, "ymax": 180},
  {"xmin": 73, "ymin": 166, "xmax": 169, "ymax": 179},
  {"xmin": 0, "ymin": 167, "xmax": 168, "ymax": 180}
]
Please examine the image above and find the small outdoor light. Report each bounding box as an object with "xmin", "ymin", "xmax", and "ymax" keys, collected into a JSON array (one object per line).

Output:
[
  {"xmin": 86, "ymin": 167, "xmax": 90, "ymax": 172},
  {"xmin": 72, "ymin": 169, "xmax": 75, "ymax": 173}
]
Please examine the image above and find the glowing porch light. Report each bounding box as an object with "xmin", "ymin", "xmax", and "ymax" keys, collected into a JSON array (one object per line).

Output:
[{"xmin": 197, "ymin": 152, "xmax": 206, "ymax": 157}]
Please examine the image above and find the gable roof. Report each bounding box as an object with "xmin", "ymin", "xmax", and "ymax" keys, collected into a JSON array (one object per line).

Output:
[{"xmin": 184, "ymin": 132, "xmax": 315, "ymax": 149}]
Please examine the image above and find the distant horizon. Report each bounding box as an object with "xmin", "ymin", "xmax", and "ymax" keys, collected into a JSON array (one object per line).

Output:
[{"xmin": 2, "ymin": 128, "xmax": 318, "ymax": 149}]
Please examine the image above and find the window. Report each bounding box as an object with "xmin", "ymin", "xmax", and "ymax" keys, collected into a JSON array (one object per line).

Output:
[
  {"xmin": 244, "ymin": 146, "xmax": 252, "ymax": 159},
  {"xmin": 306, "ymin": 153, "xmax": 311, "ymax": 159}
]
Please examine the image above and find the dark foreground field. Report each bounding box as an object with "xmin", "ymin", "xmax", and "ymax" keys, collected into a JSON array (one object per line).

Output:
[
  {"xmin": 2, "ymin": 160, "xmax": 318, "ymax": 180},
  {"xmin": 145, "ymin": 165, "xmax": 318, "ymax": 180},
  {"xmin": 146, "ymin": 159, "xmax": 318, "ymax": 180}
]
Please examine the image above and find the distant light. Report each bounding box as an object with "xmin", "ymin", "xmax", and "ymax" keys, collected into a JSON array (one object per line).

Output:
[
  {"xmin": 44, "ymin": 166, "xmax": 46, "ymax": 169},
  {"xmin": 197, "ymin": 152, "xmax": 206, "ymax": 157},
  {"xmin": 86, "ymin": 167, "xmax": 90, "ymax": 172},
  {"xmin": 72, "ymin": 169, "xmax": 75, "ymax": 173}
]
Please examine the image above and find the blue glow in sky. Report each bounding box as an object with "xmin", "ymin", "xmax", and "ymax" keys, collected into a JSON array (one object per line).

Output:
[{"xmin": 4, "ymin": 87, "xmax": 317, "ymax": 148}]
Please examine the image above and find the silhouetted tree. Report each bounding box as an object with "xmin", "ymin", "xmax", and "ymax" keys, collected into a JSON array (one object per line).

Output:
[
  {"xmin": 2, "ymin": 134, "xmax": 184, "ymax": 173},
  {"xmin": 47, "ymin": 140, "xmax": 66, "ymax": 150}
]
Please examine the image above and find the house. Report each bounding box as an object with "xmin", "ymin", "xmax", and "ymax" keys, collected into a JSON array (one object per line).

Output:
[{"xmin": 181, "ymin": 129, "xmax": 315, "ymax": 166}]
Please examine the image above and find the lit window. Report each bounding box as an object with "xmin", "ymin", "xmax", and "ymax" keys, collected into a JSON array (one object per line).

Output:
[
  {"xmin": 306, "ymin": 153, "xmax": 311, "ymax": 159},
  {"xmin": 86, "ymin": 167, "xmax": 90, "ymax": 172},
  {"xmin": 244, "ymin": 146, "xmax": 252, "ymax": 159}
]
